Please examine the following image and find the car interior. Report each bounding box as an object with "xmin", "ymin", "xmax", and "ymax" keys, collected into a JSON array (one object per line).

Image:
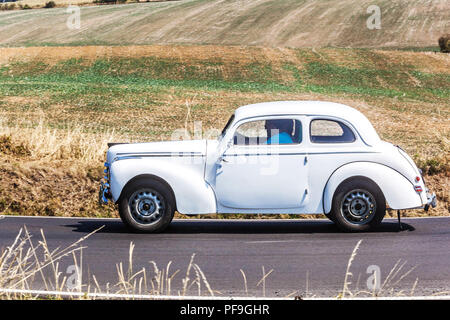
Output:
[
  {"xmin": 234, "ymin": 119, "xmax": 302, "ymax": 145},
  {"xmin": 309, "ymin": 119, "xmax": 356, "ymax": 143}
]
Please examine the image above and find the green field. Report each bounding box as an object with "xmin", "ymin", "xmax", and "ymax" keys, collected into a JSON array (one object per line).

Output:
[
  {"xmin": 1, "ymin": 46, "xmax": 449, "ymax": 144},
  {"xmin": 0, "ymin": 45, "xmax": 448, "ymax": 218}
]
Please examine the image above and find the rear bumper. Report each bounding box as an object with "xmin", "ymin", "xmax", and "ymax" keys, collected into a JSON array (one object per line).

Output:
[{"xmin": 424, "ymin": 192, "xmax": 437, "ymax": 212}]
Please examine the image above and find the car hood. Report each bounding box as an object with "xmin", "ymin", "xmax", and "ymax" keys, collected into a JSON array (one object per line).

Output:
[{"xmin": 106, "ymin": 140, "xmax": 207, "ymax": 163}]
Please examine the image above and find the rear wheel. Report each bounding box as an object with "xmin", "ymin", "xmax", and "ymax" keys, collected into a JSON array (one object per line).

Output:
[
  {"xmin": 119, "ymin": 179, "xmax": 175, "ymax": 233},
  {"xmin": 329, "ymin": 178, "xmax": 386, "ymax": 232}
]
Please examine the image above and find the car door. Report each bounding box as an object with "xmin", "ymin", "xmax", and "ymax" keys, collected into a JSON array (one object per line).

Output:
[{"xmin": 213, "ymin": 116, "xmax": 309, "ymax": 209}]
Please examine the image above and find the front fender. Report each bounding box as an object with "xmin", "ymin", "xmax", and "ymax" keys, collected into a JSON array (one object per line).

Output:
[
  {"xmin": 323, "ymin": 162, "xmax": 422, "ymax": 213},
  {"xmin": 110, "ymin": 158, "xmax": 216, "ymax": 214}
]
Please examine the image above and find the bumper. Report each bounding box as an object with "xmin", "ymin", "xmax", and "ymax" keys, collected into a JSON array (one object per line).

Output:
[
  {"xmin": 424, "ymin": 192, "xmax": 437, "ymax": 212},
  {"xmin": 98, "ymin": 161, "xmax": 112, "ymax": 205},
  {"xmin": 98, "ymin": 181, "xmax": 111, "ymax": 205}
]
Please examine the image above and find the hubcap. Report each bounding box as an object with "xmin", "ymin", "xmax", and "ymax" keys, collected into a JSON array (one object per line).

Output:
[
  {"xmin": 129, "ymin": 189, "xmax": 165, "ymax": 225},
  {"xmin": 340, "ymin": 189, "xmax": 376, "ymax": 224}
]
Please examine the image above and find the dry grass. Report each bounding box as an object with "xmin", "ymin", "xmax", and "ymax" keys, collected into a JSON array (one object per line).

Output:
[
  {"xmin": 0, "ymin": 0, "xmax": 448, "ymax": 48},
  {"xmin": 0, "ymin": 99, "xmax": 448, "ymax": 218},
  {"xmin": 0, "ymin": 118, "xmax": 125, "ymax": 217},
  {"xmin": 0, "ymin": 226, "xmax": 101, "ymax": 297},
  {"xmin": 341, "ymin": 239, "xmax": 362, "ymax": 298},
  {"xmin": 1, "ymin": 231, "xmax": 448, "ymax": 299},
  {"xmin": 113, "ymin": 248, "xmax": 217, "ymax": 297},
  {"xmin": 335, "ymin": 240, "xmax": 446, "ymax": 298},
  {"xmin": 0, "ymin": 117, "xmax": 122, "ymax": 163},
  {"xmin": 0, "ymin": 227, "xmax": 219, "ymax": 299}
]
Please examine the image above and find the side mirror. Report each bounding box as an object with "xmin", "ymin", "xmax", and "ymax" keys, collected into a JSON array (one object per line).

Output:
[{"xmin": 217, "ymin": 138, "xmax": 233, "ymax": 164}]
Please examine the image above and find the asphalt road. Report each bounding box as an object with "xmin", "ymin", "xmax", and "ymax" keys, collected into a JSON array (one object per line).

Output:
[{"xmin": 0, "ymin": 216, "xmax": 449, "ymax": 298}]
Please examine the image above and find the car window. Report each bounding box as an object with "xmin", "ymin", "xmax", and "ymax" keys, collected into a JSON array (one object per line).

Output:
[
  {"xmin": 310, "ymin": 119, "xmax": 355, "ymax": 143},
  {"xmin": 234, "ymin": 119, "xmax": 302, "ymax": 145}
]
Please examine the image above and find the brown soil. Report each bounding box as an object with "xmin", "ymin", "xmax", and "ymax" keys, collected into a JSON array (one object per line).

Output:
[
  {"xmin": 0, "ymin": 0, "xmax": 449, "ymax": 48},
  {"xmin": 1, "ymin": 45, "xmax": 449, "ymax": 75}
]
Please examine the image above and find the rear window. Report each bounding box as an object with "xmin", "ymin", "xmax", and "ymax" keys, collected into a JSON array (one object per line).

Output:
[{"xmin": 310, "ymin": 119, "xmax": 356, "ymax": 143}]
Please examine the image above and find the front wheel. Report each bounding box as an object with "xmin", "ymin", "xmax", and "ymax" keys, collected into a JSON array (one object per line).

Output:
[
  {"xmin": 329, "ymin": 178, "xmax": 386, "ymax": 232},
  {"xmin": 118, "ymin": 179, "xmax": 175, "ymax": 233}
]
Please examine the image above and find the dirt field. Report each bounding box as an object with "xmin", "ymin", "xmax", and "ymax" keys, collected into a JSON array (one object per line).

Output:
[
  {"xmin": 0, "ymin": 45, "xmax": 448, "ymax": 218},
  {"xmin": 1, "ymin": 0, "xmax": 171, "ymax": 7},
  {"xmin": 0, "ymin": 0, "xmax": 449, "ymax": 48}
]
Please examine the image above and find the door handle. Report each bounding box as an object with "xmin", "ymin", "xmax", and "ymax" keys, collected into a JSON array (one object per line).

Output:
[{"xmin": 304, "ymin": 156, "xmax": 308, "ymax": 165}]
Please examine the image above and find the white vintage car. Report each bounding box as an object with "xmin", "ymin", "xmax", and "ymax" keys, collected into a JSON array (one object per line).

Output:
[{"xmin": 99, "ymin": 101, "xmax": 436, "ymax": 232}]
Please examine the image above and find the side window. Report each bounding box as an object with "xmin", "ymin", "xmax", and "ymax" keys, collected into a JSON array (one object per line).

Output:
[
  {"xmin": 310, "ymin": 119, "xmax": 355, "ymax": 143},
  {"xmin": 234, "ymin": 119, "xmax": 302, "ymax": 145}
]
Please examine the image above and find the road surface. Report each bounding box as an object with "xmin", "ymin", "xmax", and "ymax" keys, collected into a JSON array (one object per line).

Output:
[{"xmin": 0, "ymin": 216, "xmax": 449, "ymax": 298}]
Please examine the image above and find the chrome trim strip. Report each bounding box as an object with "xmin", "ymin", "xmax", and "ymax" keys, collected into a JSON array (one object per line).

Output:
[
  {"xmin": 223, "ymin": 151, "xmax": 378, "ymax": 157},
  {"xmin": 116, "ymin": 152, "xmax": 204, "ymax": 157},
  {"xmin": 113, "ymin": 154, "xmax": 206, "ymax": 163}
]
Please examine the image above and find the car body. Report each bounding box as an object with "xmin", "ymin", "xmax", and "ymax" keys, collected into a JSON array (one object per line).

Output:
[{"xmin": 99, "ymin": 101, "xmax": 436, "ymax": 232}]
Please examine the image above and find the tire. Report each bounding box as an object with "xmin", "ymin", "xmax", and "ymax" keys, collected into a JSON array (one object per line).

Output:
[
  {"xmin": 329, "ymin": 177, "xmax": 386, "ymax": 232},
  {"xmin": 118, "ymin": 178, "xmax": 175, "ymax": 233}
]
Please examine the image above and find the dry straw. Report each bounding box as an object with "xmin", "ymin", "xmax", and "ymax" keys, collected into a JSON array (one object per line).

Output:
[
  {"xmin": 0, "ymin": 116, "xmax": 125, "ymax": 163},
  {"xmin": 2, "ymin": 228, "xmax": 450, "ymax": 299}
]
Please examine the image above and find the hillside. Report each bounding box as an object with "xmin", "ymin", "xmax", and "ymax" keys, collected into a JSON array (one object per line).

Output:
[
  {"xmin": 0, "ymin": 0, "xmax": 448, "ymax": 48},
  {"xmin": 0, "ymin": 45, "xmax": 448, "ymax": 218}
]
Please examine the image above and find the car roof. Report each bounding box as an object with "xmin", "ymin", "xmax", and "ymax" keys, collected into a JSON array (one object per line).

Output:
[{"xmin": 234, "ymin": 101, "xmax": 381, "ymax": 146}]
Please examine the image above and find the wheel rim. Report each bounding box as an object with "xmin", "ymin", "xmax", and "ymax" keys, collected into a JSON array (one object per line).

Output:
[
  {"xmin": 340, "ymin": 189, "xmax": 376, "ymax": 225},
  {"xmin": 129, "ymin": 189, "xmax": 165, "ymax": 225}
]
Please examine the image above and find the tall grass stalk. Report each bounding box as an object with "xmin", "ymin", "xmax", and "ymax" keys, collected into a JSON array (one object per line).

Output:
[
  {"xmin": 341, "ymin": 239, "xmax": 362, "ymax": 298},
  {"xmin": 0, "ymin": 226, "xmax": 102, "ymax": 299}
]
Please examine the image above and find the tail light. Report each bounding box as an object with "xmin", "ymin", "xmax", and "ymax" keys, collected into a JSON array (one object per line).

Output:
[{"xmin": 414, "ymin": 186, "xmax": 423, "ymax": 193}]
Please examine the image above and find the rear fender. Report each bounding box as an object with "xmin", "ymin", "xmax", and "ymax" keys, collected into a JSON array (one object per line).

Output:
[{"xmin": 323, "ymin": 162, "xmax": 422, "ymax": 213}]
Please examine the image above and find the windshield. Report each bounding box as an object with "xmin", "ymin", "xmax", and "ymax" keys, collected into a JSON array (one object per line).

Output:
[{"xmin": 219, "ymin": 114, "xmax": 235, "ymax": 140}]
